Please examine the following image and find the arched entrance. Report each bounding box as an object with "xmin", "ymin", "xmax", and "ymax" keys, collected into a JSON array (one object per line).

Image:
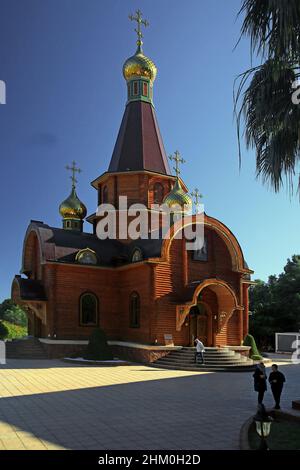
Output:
[
  {"xmin": 33, "ymin": 315, "xmax": 42, "ymax": 337},
  {"xmin": 176, "ymin": 279, "xmax": 243, "ymax": 347},
  {"xmin": 189, "ymin": 303, "xmax": 209, "ymax": 346},
  {"xmin": 24, "ymin": 307, "xmax": 41, "ymax": 337}
]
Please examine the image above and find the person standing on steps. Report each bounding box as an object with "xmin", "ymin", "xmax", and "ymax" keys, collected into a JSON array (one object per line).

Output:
[
  {"xmin": 253, "ymin": 361, "xmax": 267, "ymax": 404},
  {"xmin": 268, "ymin": 364, "xmax": 286, "ymax": 410},
  {"xmin": 194, "ymin": 337, "xmax": 205, "ymax": 364}
]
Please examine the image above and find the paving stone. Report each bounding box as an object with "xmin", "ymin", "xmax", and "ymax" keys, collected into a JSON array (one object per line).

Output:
[{"xmin": 0, "ymin": 359, "xmax": 298, "ymax": 450}]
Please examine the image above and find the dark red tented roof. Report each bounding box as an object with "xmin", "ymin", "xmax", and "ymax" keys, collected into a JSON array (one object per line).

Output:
[{"xmin": 108, "ymin": 101, "xmax": 170, "ymax": 174}]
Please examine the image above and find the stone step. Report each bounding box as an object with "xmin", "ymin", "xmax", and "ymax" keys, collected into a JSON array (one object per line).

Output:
[
  {"xmin": 6, "ymin": 338, "xmax": 47, "ymax": 359},
  {"xmin": 7, "ymin": 355, "xmax": 46, "ymax": 358},
  {"xmin": 178, "ymin": 351, "xmax": 236, "ymax": 356},
  {"xmin": 153, "ymin": 346, "xmax": 253, "ymax": 372},
  {"xmin": 181, "ymin": 347, "xmax": 230, "ymax": 352},
  {"xmin": 159, "ymin": 352, "xmax": 244, "ymax": 359},
  {"xmin": 156, "ymin": 357, "xmax": 250, "ymax": 365},
  {"xmin": 166, "ymin": 351, "xmax": 237, "ymax": 359},
  {"xmin": 155, "ymin": 359, "xmax": 253, "ymax": 367},
  {"xmin": 150, "ymin": 363, "xmax": 255, "ymax": 372}
]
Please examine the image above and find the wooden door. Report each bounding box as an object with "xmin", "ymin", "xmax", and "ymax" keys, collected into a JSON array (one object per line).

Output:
[
  {"xmin": 189, "ymin": 314, "xmax": 197, "ymax": 346},
  {"xmin": 197, "ymin": 314, "xmax": 207, "ymax": 345},
  {"xmin": 34, "ymin": 315, "xmax": 42, "ymax": 338}
]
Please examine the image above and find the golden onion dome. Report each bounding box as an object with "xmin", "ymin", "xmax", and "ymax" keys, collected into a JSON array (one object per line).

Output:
[
  {"xmin": 123, "ymin": 47, "xmax": 157, "ymax": 83},
  {"xmin": 163, "ymin": 179, "xmax": 192, "ymax": 213},
  {"xmin": 59, "ymin": 187, "xmax": 87, "ymax": 220}
]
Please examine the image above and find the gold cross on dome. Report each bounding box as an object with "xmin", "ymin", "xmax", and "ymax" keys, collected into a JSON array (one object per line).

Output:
[
  {"xmin": 191, "ymin": 188, "xmax": 203, "ymax": 206},
  {"xmin": 169, "ymin": 150, "xmax": 186, "ymax": 177},
  {"xmin": 66, "ymin": 161, "xmax": 82, "ymax": 188},
  {"xmin": 129, "ymin": 9, "xmax": 149, "ymax": 47}
]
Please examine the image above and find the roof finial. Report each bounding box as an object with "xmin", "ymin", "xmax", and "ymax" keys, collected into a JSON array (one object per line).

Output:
[
  {"xmin": 129, "ymin": 9, "xmax": 149, "ymax": 52},
  {"xmin": 191, "ymin": 188, "xmax": 203, "ymax": 213},
  {"xmin": 65, "ymin": 161, "xmax": 82, "ymax": 189},
  {"xmin": 169, "ymin": 150, "xmax": 186, "ymax": 178}
]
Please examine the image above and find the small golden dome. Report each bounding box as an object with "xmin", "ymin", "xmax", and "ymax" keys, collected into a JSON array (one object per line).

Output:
[
  {"xmin": 123, "ymin": 47, "xmax": 157, "ymax": 83},
  {"xmin": 163, "ymin": 179, "xmax": 192, "ymax": 213},
  {"xmin": 59, "ymin": 187, "xmax": 87, "ymax": 220}
]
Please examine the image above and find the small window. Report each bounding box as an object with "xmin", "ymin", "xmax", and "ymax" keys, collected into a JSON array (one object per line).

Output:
[
  {"xmin": 76, "ymin": 248, "xmax": 98, "ymax": 265},
  {"xmin": 127, "ymin": 83, "xmax": 130, "ymax": 97},
  {"xmin": 133, "ymin": 81, "xmax": 138, "ymax": 95},
  {"xmin": 131, "ymin": 248, "xmax": 143, "ymax": 263},
  {"xmin": 142, "ymin": 82, "xmax": 148, "ymax": 96},
  {"xmin": 129, "ymin": 292, "xmax": 140, "ymax": 328},
  {"xmin": 153, "ymin": 182, "xmax": 164, "ymax": 203},
  {"xmin": 192, "ymin": 236, "xmax": 208, "ymax": 262},
  {"xmin": 80, "ymin": 293, "xmax": 98, "ymax": 326},
  {"xmin": 103, "ymin": 185, "xmax": 108, "ymax": 204}
]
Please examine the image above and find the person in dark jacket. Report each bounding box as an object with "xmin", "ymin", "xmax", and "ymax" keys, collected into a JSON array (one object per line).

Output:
[
  {"xmin": 253, "ymin": 362, "xmax": 267, "ymax": 404},
  {"xmin": 268, "ymin": 364, "xmax": 286, "ymax": 409}
]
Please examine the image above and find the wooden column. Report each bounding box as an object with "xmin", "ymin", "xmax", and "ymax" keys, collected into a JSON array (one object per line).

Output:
[
  {"xmin": 207, "ymin": 313, "xmax": 213, "ymax": 347},
  {"xmin": 239, "ymin": 309, "xmax": 244, "ymax": 345},
  {"xmin": 243, "ymin": 283, "xmax": 249, "ymax": 338},
  {"xmin": 182, "ymin": 238, "xmax": 188, "ymax": 286}
]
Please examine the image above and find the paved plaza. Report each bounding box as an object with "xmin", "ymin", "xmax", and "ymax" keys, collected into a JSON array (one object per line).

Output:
[{"xmin": 0, "ymin": 359, "xmax": 298, "ymax": 450}]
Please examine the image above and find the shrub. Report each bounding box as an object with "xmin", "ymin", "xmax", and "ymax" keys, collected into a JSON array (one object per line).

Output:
[
  {"xmin": 243, "ymin": 333, "xmax": 263, "ymax": 360},
  {"xmin": 3, "ymin": 321, "xmax": 27, "ymax": 339},
  {"xmin": 84, "ymin": 328, "xmax": 113, "ymax": 360},
  {"xmin": 0, "ymin": 299, "xmax": 27, "ymax": 326},
  {"xmin": 3, "ymin": 307, "xmax": 27, "ymax": 327},
  {"xmin": 0, "ymin": 321, "xmax": 9, "ymax": 340}
]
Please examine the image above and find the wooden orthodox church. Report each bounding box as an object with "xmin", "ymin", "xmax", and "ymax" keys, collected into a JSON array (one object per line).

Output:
[{"xmin": 12, "ymin": 12, "xmax": 253, "ymax": 360}]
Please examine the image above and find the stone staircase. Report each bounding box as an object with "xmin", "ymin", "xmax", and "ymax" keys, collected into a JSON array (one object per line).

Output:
[
  {"xmin": 151, "ymin": 347, "xmax": 255, "ymax": 372},
  {"xmin": 6, "ymin": 337, "xmax": 48, "ymax": 359}
]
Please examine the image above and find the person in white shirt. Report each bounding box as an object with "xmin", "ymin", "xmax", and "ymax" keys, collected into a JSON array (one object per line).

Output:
[{"xmin": 194, "ymin": 337, "xmax": 205, "ymax": 364}]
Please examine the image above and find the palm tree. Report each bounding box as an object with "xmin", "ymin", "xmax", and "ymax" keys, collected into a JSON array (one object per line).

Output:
[{"xmin": 235, "ymin": 0, "xmax": 300, "ymax": 195}]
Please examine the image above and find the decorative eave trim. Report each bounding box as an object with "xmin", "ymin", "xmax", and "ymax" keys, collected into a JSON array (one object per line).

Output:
[
  {"xmin": 43, "ymin": 259, "xmax": 154, "ymax": 271},
  {"xmin": 91, "ymin": 170, "xmax": 179, "ymax": 189}
]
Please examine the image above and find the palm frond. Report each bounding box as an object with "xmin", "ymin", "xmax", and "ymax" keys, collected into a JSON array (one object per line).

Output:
[
  {"xmin": 238, "ymin": 0, "xmax": 300, "ymax": 60},
  {"xmin": 234, "ymin": 59, "xmax": 300, "ymax": 194}
]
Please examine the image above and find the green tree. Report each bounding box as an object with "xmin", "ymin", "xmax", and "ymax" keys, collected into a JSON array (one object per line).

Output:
[
  {"xmin": 0, "ymin": 299, "xmax": 27, "ymax": 327},
  {"xmin": 235, "ymin": 0, "xmax": 300, "ymax": 196},
  {"xmin": 0, "ymin": 321, "xmax": 9, "ymax": 340},
  {"xmin": 249, "ymin": 255, "xmax": 300, "ymax": 349},
  {"xmin": 273, "ymin": 255, "xmax": 300, "ymax": 331},
  {"xmin": 0, "ymin": 299, "xmax": 14, "ymax": 318}
]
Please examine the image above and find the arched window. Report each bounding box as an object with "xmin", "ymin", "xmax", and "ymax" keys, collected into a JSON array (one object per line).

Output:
[
  {"xmin": 80, "ymin": 293, "xmax": 98, "ymax": 326},
  {"xmin": 102, "ymin": 186, "xmax": 108, "ymax": 204},
  {"xmin": 76, "ymin": 248, "xmax": 98, "ymax": 265},
  {"xmin": 131, "ymin": 248, "xmax": 143, "ymax": 263},
  {"xmin": 129, "ymin": 292, "xmax": 140, "ymax": 328},
  {"xmin": 153, "ymin": 182, "xmax": 164, "ymax": 204}
]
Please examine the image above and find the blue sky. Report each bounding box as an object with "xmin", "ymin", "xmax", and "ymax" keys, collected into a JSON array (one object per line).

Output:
[{"xmin": 0, "ymin": 0, "xmax": 299, "ymax": 302}]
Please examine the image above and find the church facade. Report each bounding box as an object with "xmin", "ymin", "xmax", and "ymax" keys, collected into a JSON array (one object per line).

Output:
[{"xmin": 11, "ymin": 13, "xmax": 253, "ymax": 359}]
